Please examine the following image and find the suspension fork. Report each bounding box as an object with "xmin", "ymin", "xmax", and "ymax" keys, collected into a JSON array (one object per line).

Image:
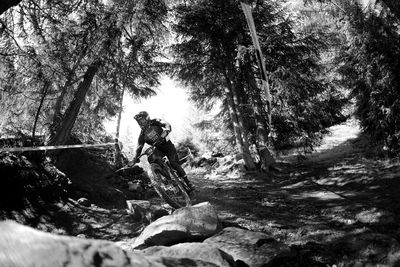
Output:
[{"xmin": 151, "ymin": 161, "xmax": 171, "ymax": 180}]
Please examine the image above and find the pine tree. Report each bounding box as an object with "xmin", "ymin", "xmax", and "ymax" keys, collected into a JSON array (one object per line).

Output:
[
  {"xmin": 170, "ymin": 0, "xmax": 347, "ymax": 164},
  {"xmin": 305, "ymin": 0, "xmax": 400, "ymax": 155},
  {"xmin": 337, "ymin": 2, "xmax": 400, "ymax": 155},
  {"xmin": 0, "ymin": 0, "xmax": 169, "ymax": 147}
]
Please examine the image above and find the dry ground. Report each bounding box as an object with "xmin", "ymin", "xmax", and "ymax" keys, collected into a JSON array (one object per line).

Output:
[
  {"xmin": 188, "ymin": 118, "xmax": 400, "ymax": 264},
  {"xmin": 8, "ymin": 118, "xmax": 399, "ymax": 265}
]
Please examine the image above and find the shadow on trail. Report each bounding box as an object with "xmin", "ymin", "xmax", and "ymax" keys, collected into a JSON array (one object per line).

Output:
[
  {"xmin": 192, "ymin": 135, "xmax": 400, "ymax": 244},
  {"xmin": 191, "ymin": 135, "xmax": 400, "ymax": 265}
]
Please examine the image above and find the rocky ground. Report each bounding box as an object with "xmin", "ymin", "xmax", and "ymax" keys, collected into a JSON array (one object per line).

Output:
[
  {"xmin": 190, "ymin": 120, "xmax": 400, "ymax": 265},
  {"xmin": 1, "ymin": 118, "xmax": 400, "ymax": 266}
]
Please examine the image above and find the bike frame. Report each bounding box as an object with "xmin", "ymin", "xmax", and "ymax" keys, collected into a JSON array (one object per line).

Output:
[{"xmin": 138, "ymin": 145, "xmax": 191, "ymax": 208}]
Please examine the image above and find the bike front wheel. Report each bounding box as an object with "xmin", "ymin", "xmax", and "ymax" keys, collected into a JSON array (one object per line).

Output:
[{"xmin": 151, "ymin": 168, "xmax": 191, "ymax": 209}]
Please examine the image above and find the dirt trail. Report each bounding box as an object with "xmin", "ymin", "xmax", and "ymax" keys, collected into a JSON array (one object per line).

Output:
[
  {"xmin": 187, "ymin": 118, "xmax": 400, "ymax": 263},
  {"xmin": 33, "ymin": 118, "xmax": 399, "ymax": 264}
]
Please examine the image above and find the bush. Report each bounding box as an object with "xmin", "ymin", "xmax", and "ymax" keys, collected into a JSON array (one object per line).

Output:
[{"xmin": 176, "ymin": 137, "xmax": 200, "ymax": 160}]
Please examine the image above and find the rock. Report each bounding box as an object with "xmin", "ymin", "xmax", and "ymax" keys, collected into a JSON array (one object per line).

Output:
[
  {"xmin": 0, "ymin": 220, "xmax": 149, "ymax": 267},
  {"xmin": 204, "ymin": 227, "xmax": 289, "ymax": 267},
  {"xmin": 142, "ymin": 243, "xmax": 238, "ymax": 267},
  {"xmin": 130, "ymin": 202, "xmax": 220, "ymax": 249},
  {"xmin": 219, "ymin": 155, "xmax": 235, "ymax": 166},
  {"xmin": 231, "ymin": 159, "xmax": 246, "ymax": 172},
  {"xmin": 0, "ymin": 220, "xmax": 223, "ymax": 267},
  {"xmin": 115, "ymin": 240, "xmax": 133, "ymax": 251},
  {"xmin": 197, "ymin": 157, "xmax": 210, "ymax": 167},
  {"xmin": 77, "ymin": 197, "xmax": 91, "ymax": 207},
  {"xmin": 211, "ymin": 152, "xmax": 224, "ymax": 158},
  {"xmin": 128, "ymin": 181, "xmax": 143, "ymax": 192},
  {"xmin": 126, "ymin": 200, "xmax": 151, "ymax": 221},
  {"xmin": 125, "ymin": 200, "xmax": 169, "ymax": 222},
  {"xmin": 148, "ymin": 256, "xmax": 221, "ymax": 267},
  {"xmin": 126, "ymin": 199, "xmax": 151, "ymax": 209},
  {"xmin": 152, "ymin": 209, "xmax": 169, "ymax": 221}
]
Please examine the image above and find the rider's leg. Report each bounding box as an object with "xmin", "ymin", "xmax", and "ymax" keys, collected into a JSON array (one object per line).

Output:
[{"xmin": 157, "ymin": 141, "xmax": 195, "ymax": 190}]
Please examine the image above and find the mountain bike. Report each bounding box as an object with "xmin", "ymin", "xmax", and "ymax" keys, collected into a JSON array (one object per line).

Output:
[{"xmin": 118, "ymin": 144, "xmax": 192, "ymax": 209}]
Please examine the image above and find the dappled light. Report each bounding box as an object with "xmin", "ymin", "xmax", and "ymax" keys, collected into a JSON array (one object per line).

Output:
[{"xmin": 1, "ymin": 0, "xmax": 400, "ymax": 266}]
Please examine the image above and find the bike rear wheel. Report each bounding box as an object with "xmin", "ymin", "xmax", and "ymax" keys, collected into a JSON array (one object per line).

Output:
[{"xmin": 151, "ymin": 168, "xmax": 191, "ymax": 209}]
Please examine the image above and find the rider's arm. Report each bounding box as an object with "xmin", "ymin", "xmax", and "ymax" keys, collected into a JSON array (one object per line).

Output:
[
  {"xmin": 133, "ymin": 132, "xmax": 145, "ymax": 162},
  {"xmin": 155, "ymin": 118, "xmax": 172, "ymax": 135}
]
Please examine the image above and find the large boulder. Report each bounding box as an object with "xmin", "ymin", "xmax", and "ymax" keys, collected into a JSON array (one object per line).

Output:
[
  {"xmin": 0, "ymin": 220, "xmax": 222, "ymax": 267},
  {"xmin": 141, "ymin": 243, "xmax": 238, "ymax": 267},
  {"xmin": 0, "ymin": 220, "xmax": 148, "ymax": 267},
  {"xmin": 204, "ymin": 227, "xmax": 289, "ymax": 267},
  {"xmin": 129, "ymin": 202, "xmax": 220, "ymax": 249}
]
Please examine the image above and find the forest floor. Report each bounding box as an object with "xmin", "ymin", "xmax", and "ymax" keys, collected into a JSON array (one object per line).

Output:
[
  {"xmin": 190, "ymin": 118, "xmax": 400, "ymax": 265},
  {"xmin": 10, "ymin": 117, "xmax": 400, "ymax": 265}
]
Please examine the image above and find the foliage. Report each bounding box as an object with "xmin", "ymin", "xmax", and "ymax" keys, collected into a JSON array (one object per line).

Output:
[
  {"xmin": 176, "ymin": 137, "xmax": 200, "ymax": 159},
  {"xmin": 266, "ymin": 1, "xmax": 349, "ymax": 151},
  {"xmin": 0, "ymin": 0, "xmax": 168, "ymax": 142},
  {"xmin": 337, "ymin": 2, "xmax": 400, "ymax": 155},
  {"xmin": 170, "ymin": 0, "xmax": 347, "ymax": 153},
  {"xmin": 192, "ymin": 113, "xmax": 237, "ymax": 155}
]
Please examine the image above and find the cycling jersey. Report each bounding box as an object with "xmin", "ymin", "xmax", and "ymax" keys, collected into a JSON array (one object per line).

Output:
[{"xmin": 137, "ymin": 119, "xmax": 171, "ymax": 147}]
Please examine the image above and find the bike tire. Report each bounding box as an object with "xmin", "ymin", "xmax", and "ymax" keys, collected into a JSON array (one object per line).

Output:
[{"xmin": 150, "ymin": 167, "xmax": 191, "ymax": 209}]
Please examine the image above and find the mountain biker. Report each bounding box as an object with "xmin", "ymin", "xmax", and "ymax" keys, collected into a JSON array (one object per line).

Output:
[{"xmin": 130, "ymin": 111, "xmax": 195, "ymax": 192}]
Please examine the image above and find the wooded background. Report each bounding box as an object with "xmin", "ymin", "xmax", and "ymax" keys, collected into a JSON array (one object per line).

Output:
[{"xmin": 0, "ymin": 0, "xmax": 399, "ymax": 170}]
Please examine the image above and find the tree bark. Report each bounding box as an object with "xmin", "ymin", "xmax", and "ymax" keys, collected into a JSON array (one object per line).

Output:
[
  {"xmin": 32, "ymin": 81, "xmax": 50, "ymax": 139},
  {"xmin": 0, "ymin": 0, "xmax": 22, "ymax": 15},
  {"xmin": 52, "ymin": 70, "xmax": 78, "ymax": 128},
  {"xmin": 223, "ymin": 70, "xmax": 256, "ymax": 171},
  {"xmin": 47, "ymin": 61, "xmax": 100, "ymax": 146},
  {"xmin": 114, "ymin": 87, "xmax": 125, "ymax": 168},
  {"xmin": 248, "ymin": 76, "xmax": 275, "ymax": 172},
  {"xmin": 241, "ymin": 50, "xmax": 275, "ymax": 172},
  {"xmin": 230, "ymin": 78, "xmax": 256, "ymax": 171}
]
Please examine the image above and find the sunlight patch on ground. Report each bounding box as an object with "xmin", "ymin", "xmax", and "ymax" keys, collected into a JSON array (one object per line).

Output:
[
  {"xmin": 316, "ymin": 117, "xmax": 361, "ymax": 152},
  {"xmin": 291, "ymin": 191, "xmax": 344, "ymax": 200},
  {"xmin": 328, "ymin": 163, "xmax": 368, "ymax": 173},
  {"xmin": 317, "ymin": 174, "xmax": 373, "ymax": 187},
  {"xmin": 282, "ymin": 180, "xmax": 310, "ymax": 189},
  {"xmin": 277, "ymin": 118, "xmax": 361, "ymax": 161}
]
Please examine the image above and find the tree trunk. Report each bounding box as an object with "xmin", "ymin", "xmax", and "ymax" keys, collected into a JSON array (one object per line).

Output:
[
  {"xmin": 114, "ymin": 87, "xmax": 125, "ymax": 168},
  {"xmin": 223, "ymin": 71, "xmax": 256, "ymax": 171},
  {"xmin": 47, "ymin": 62, "xmax": 100, "ymax": 146},
  {"xmin": 32, "ymin": 81, "xmax": 50, "ymax": 139},
  {"xmin": 242, "ymin": 50, "xmax": 275, "ymax": 172},
  {"xmin": 52, "ymin": 72, "xmax": 74, "ymax": 128},
  {"xmin": 230, "ymin": 78, "xmax": 256, "ymax": 171},
  {"xmin": 223, "ymin": 87, "xmax": 246, "ymax": 157},
  {"xmin": 251, "ymin": 82, "xmax": 275, "ymax": 172}
]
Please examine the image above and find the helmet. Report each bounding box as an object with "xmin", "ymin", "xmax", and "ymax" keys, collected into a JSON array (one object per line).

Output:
[{"xmin": 134, "ymin": 111, "xmax": 149, "ymax": 122}]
